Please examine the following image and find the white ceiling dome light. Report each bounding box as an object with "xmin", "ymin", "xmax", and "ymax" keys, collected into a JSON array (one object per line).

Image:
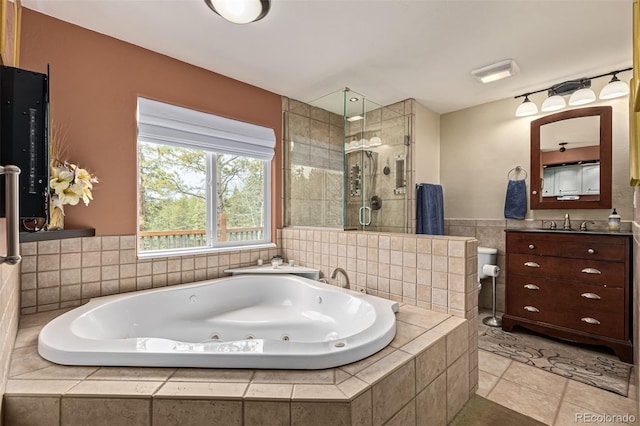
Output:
[
  {"xmin": 599, "ymin": 74, "xmax": 630, "ymax": 100},
  {"xmin": 204, "ymin": 0, "xmax": 270, "ymax": 24}
]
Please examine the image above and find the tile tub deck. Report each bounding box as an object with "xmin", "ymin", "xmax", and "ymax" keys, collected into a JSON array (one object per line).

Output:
[{"xmin": 4, "ymin": 305, "xmax": 473, "ymax": 425}]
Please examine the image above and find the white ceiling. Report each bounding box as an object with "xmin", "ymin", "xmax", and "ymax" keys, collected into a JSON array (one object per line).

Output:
[{"xmin": 23, "ymin": 0, "xmax": 633, "ymax": 114}]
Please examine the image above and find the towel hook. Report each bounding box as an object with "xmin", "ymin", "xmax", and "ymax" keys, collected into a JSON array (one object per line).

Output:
[{"xmin": 507, "ymin": 166, "xmax": 527, "ymax": 181}]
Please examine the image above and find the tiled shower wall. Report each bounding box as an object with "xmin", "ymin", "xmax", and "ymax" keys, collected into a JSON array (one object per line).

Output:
[
  {"xmin": 282, "ymin": 96, "xmax": 416, "ymax": 234},
  {"xmin": 282, "ymin": 98, "xmax": 344, "ymax": 228}
]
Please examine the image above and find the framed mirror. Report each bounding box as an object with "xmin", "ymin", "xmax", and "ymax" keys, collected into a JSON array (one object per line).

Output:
[{"xmin": 530, "ymin": 106, "xmax": 612, "ymax": 209}]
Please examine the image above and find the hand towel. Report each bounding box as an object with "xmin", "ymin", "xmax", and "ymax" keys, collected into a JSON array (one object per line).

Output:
[
  {"xmin": 504, "ymin": 179, "xmax": 527, "ymax": 219},
  {"xmin": 417, "ymin": 183, "xmax": 444, "ymax": 235}
]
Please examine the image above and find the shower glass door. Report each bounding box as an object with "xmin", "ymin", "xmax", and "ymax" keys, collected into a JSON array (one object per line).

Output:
[{"xmin": 285, "ymin": 88, "xmax": 410, "ymax": 232}]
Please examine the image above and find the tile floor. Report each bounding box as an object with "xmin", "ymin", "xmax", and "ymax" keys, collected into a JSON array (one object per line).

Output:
[{"xmin": 477, "ymin": 310, "xmax": 638, "ymax": 425}]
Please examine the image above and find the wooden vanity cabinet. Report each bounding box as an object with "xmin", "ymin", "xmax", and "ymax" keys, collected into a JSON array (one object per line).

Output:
[{"xmin": 502, "ymin": 230, "xmax": 632, "ymax": 363}]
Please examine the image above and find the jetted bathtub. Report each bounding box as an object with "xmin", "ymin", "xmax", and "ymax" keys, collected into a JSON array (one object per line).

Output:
[{"xmin": 38, "ymin": 274, "xmax": 399, "ymax": 369}]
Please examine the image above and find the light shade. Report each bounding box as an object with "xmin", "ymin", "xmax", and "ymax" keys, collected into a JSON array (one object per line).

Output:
[
  {"xmin": 599, "ymin": 75, "xmax": 630, "ymax": 100},
  {"xmin": 515, "ymin": 96, "xmax": 538, "ymax": 117},
  {"xmin": 204, "ymin": 0, "xmax": 270, "ymax": 24},
  {"xmin": 568, "ymin": 88, "xmax": 596, "ymax": 106},
  {"xmin": 471, "ymin": 59, "xmax": 519, "ymax": 84},
  {"xmin": 541, "ymin": 95, "xmax": 566, "ymax": 112}
]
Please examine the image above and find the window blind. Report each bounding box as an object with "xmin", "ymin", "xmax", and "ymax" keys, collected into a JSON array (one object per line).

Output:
[{"xmin": 137, "ymin": 97, "xmax": 275, "ymax": 160}]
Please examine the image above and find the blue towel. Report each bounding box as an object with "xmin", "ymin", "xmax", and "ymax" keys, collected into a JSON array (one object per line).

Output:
[
  {"xmin": 504, "ymin": 179, "xmax": 527, "ymax": 219},
  {"xmin": 417, "ymin": 183, "xmax": 444, "ymax": 235}
]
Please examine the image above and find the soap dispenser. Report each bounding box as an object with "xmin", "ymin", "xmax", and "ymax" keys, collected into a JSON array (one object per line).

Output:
[{"xmin": 608, "ymin": 208, "xmax": 621, "ymax": 231}]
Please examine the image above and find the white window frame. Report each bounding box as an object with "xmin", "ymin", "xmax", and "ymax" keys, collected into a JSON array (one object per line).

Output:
[{"xmin": 136, "ymin": 97, "xmax": 275, "ymax": 258}]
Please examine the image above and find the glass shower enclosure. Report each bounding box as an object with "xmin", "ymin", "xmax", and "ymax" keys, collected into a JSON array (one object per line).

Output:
[{"xmin": 283, "ymin": 88, "xmax": 410, "ymax": 233}]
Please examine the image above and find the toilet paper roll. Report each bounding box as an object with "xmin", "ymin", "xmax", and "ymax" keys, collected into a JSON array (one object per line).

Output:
[{"xmin": 482, "ymin": 264, "xmax": 501, "ymax": 278}]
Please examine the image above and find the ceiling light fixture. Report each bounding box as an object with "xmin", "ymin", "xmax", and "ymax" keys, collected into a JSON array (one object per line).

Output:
[
  {"xmin": 204, "ymin": 0, "xmax": 270, "ymax": 24},
  {"xmin": 471, "ymin": 59, "xmax": 519, "ymax": 84},
  {"xmin": 346, "ymin": 115, "xmax": 364, "ymax": 122},
  {"xmin": 514, "ymin": 67, "xmax": 632, "ymax": 117},
  {"xmin": 599, "ymin": 73, "xmax": 630, "ymax": 99},
  {"xmin": 540, "ymin": 91, "xmax": 566, "ymax": 112},
  {"xmin": 515, "ymin": 95, "xmax": 538, "ymax": 117}
]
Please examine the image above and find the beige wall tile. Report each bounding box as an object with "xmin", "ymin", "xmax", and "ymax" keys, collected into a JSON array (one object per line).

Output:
[
  {"xmin": 4, "ymin": 396, "xmax": 60, "ymax": 426},
  {"xmin": 291, "ymin": 401, "xmax": 351, "ymax": 426},
  {"xmin": 244, "ymin": 400, "xmax": 290, "ymax": 426},
  {"xmin": 386, "ymin": 399, "xmax": 415, "ymax": 426},
  {"xmin": 446, "ymin": 352, "xmax": 470, "ymax": 423},
  {"xmin": 371, "ymin": 360, "xmax": 415, "ymax": 425},
  {"xmin": 155, "ymin": 382, "xmax": 246, "ymax": 398},
  {"xmin": 61, "ymin": 397, "xmax": 150, "ymax": 426},
  {"xmin": 153, "ymin": 399, "xmax": 242, "ymax": 426},
  {"xmin": 416, "ymin": 372, "xmax": 447, "ymax": 426},
  {"xmin": 415, "ymin": 337, "xmax": 446, "ymax": 393}
]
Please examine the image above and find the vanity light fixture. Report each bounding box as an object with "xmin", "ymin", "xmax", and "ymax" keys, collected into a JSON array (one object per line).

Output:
[
  {"xmin": 471, "ymin": 59, "xmax": 519, "ymax": 83},
  {"xmin": 204, "ymin": 0, "xmax": 270, "ymax": 24},
  {"xmin": 599, "ymin": 73, "xmax": 630, "ymax": 99},
  {"xmin": 515, "ymin": 95, "xmax": 538, "ymax": 117},
  {"xmin": 513, "ymin": 67, "xmax": 632, "ymax": 117},
  {"xmin": 540, "ymin": 91, "xmax": 566, "ymax": 112},
  {"xmin": 568, "ymin": 84, "xmax": 597, "ymax": 106}
]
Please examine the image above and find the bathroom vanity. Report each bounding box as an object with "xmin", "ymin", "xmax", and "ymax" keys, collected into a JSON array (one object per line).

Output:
[{"xmin": 503, "ymin": 229, "xmax": 632, "ymax": 363}]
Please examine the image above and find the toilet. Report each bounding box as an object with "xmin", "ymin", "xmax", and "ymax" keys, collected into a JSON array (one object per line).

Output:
[
  {"xmin": 478, "ymin": 246, "xmax": 501, "ymax": 327},
  {"xmin": 477, "ymin": 246, "xmax": 498, "ymax": 281}
]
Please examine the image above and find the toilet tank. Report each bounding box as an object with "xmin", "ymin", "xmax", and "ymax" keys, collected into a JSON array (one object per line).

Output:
[{"xmin": 478, "ymin": 246, "xmax": 498, "ymax": 279}]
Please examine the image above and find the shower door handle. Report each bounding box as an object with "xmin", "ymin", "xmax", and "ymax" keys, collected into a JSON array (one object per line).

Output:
[{"xmin": 361, "ymin": 206, "xmax": 372, "ymax": 226}]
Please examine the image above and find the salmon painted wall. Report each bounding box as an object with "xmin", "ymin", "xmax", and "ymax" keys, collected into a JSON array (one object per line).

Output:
[{"xmin": 19, "ymin": 9, "xmax": 283, "ymax": 236}]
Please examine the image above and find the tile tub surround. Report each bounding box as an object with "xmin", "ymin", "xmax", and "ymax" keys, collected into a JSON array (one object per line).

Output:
[
  {"xmin": 5, "ymin": 305, "xmax": 472, "ymax": 426},
  {"xmin": 19, "ymin": 228, "xmax": 480, "ymax": 399},
  {"xmin": 18, "ymin": 235, "xmax": 281, "ymax": 315}
]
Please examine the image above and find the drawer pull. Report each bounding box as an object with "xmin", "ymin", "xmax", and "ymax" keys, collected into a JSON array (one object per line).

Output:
[
  {"xmin": 524, "ymin": 306, "xmax": 539, "ymax": 313},
  {"xmin": 528, "ymin": 244, "xmax": 535, "ymax": 250},
  {"xmin": 581, "ymin": 268, "xmax": 601, "ymax": 275},
  {"xmin": 524, "ymin": 284, "xmax": 540, "ymax": 290},
  {"xmin": 587, "ymin": 248, "xmax": 595, "ymax": 254},
  {"xmin": 581, "ymin": 317, "xmax": 601, "ymax": 325},
  {"xmin": 581, "ymin": 292, "xmax": 601, "ymax": 300},
  {"xmin": 524, "ymin": 262, "xmax": 540, "ymax": 268}
]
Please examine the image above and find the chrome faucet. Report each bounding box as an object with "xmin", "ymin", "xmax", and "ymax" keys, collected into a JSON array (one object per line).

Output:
[
  {"xmin": 543, "ymin": 220, "xmax": 557, "ymax": 230},
  {"xmin": 580, "ymin": 220, "xmax": 595, "ymax": 231},
  {"xmin": 330, "ymin": 267, "xmax": 350, "ymax": 289},
  {"xmin": 563, "ymin": 213, "xmax": 572, "ymax": 230}
]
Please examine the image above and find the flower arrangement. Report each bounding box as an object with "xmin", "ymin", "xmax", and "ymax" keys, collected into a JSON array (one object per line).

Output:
[
  {"xmin": 50, "ymin": 161, "xmax": 99, "ymax": 208},
  {"xmin": 46, "ymin": 122, "xmax": 99, "ymax": 230},
  {"xmin": 48, "ymin": 160, "xmax": 98, "ymax": 230}
]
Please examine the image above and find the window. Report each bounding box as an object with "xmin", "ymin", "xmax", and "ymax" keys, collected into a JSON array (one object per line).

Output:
[{"xmin": 137, "ymin": 98, "xmax": 275, "ymax": 256}]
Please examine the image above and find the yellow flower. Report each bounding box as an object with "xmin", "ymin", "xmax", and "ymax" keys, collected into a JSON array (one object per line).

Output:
[
  {"xmin": 76, "ymin": 168, "xmax": 94, "ymax": 189},
  {"xmin": 58, "ymin": 183, "xmax": 84, "ymax": 206},
  {"xmin": 49, "ymin": 160, "xmax": 98, "ymax": 207},
  {"xmin": 81, "ymin": 186, "xmax": 93, "ymax": 206},
  {"xmin": 50, "ymin": 167, "xmax": 73, "ymax": 195}
]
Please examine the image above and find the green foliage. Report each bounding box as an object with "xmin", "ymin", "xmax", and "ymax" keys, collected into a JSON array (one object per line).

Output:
[{"xmin": 138, "ymin": 142, "xmax": 265, "ymax": 233}]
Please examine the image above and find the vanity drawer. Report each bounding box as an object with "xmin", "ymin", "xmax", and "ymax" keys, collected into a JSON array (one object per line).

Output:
[
  {"xmin": 506, "ymin": 299, "xmax": 625, "ymax": 340},
  {"xmin": 507, "ymin": 274, "xmax": 624, "ymax": 313},
  {"xmin": 507, "ymin": 253, "xmax": 625, "ymax": 287},
  {"xmin": 506, "ymin": 233, "xmax": 627, "ymax": 261}
]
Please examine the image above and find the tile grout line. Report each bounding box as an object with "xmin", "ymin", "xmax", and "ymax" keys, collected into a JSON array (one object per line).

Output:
[{"xmin": 551, "ymin": 379, "xmax": 570, "ymax": 426}]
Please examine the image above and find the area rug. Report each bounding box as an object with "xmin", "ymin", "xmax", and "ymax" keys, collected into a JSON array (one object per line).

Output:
[{"xmin": 479, "ymin": 327, "xmax": 632, "ymax": 397}]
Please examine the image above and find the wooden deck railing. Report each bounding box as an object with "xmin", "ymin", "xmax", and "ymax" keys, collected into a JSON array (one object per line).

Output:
[{"xmin": 139, "ymin": 227, "xmax": 264, "ymax": 250}]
